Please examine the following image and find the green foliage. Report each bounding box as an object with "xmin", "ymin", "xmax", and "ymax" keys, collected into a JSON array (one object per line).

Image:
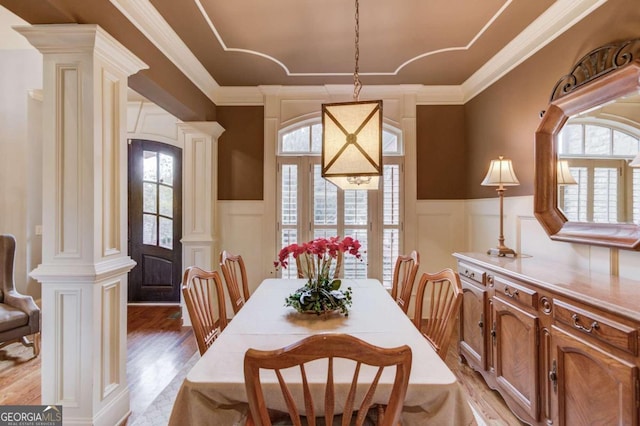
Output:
[{"xmin": 284, "ymin": 277, "xmax": 352, "ymax": 316}]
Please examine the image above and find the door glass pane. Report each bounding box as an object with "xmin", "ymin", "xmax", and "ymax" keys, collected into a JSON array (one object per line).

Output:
[
  {"xmin": 384, "ymin": 165, "xmax": 400, "ymax": 225},
  {"xmin": 612, "ymin": 131, "xmax": 638, "ymax": 156},
  {"xmin": 314, "ymin": 229, "xmax": 338, "ymax": 239},
  {"xmin": 281, "ymin": 229, "xmax": 298, "ymax": 279},
  {"xmin": 143, "ymin": 151, "xmax": 157, "ymax": 181},
  {"xmin": 561, "ymin": 167, "xmax": 588, "ymax": 222},
  {"xmin": 633, "ymin": 169, "xmax": 640, "ymax": 224},
  {"xmin": 585, "ymin": 125, "xmax": 611, "ymax": 155},
  {"xmin": 344, "ymin": 190, "xmax": 367, "ymax": 225},
  {"xmin": 282, "ymin": 127, "xmax": 310, "ymax": 152},
  {"xmin": 159, "ymin": 153, "xmax": 173, "ymax": 185},
  {"xmin": 383, "ymin": 229, "xmax": 399, "ymax": 287},
  {"xmin": 383, "ymin": 132, "xmax": 398, "ymax": 153},
  {"xmin": 143, "ymin": 183, "xmax": 157, "ymax": 214},
  {"xmin": 593, "ymin": 168, "xmax": 617, "ymax": 223},
  {"xmin": 314, "ymin": 165, "xmax": 337, "ymax": 225},
  {"xmin": 558, "ymin": 124, "xmax": 583, "ymax": 155},
  {"xmin": 311, "ymin": 124, "xmax": 322, "ymax": 153},
  {"xmin": 343, "ymin": 229, "xmax": 367, "ymax": 278},
  {"xmin": 159, "ymin": 185, "xmax": 173, "ymax": 217},
  {"xmin": 282, "ymin": 165, "xmax": 298, "ymax": 225},
  {"xmin": 159, "ymin": 217, "xmax": 173, "ymax": 249},
  {"xmin": 143, "ymin": 214, "xmax": 157, "ymax": 245}
]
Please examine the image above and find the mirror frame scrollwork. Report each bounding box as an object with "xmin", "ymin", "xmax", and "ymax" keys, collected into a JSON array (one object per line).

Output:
[{"xmin": 535, "ymin": 38, "xmax": 640, "ymax": 249}]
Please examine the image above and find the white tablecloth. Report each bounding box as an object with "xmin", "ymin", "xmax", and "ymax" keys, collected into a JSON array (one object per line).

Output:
[{"xmin": 168, "ymin": 279, "xmax": 474, "ymax": 425}]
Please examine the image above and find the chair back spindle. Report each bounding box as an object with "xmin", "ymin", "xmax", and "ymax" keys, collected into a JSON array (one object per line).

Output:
[
  {"xmin": 220, "ymin": 250, "xmax": 250, "ymax": 314},
  {"xmin": 244, "ymin": 334, "xmax": 412, "ymax": 426},
  {"xmin": 413, "ymin": 268, "xmax": 463, "ymax": 359},
  {"xmin": 391, "ymin": 251, "xmax": 420, "ymax": 313},
  {"xmin": 182, "ymin": 267, "xmax": 227, "ymax": 355}
]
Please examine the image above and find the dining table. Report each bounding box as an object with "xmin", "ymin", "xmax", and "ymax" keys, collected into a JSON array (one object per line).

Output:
[{"xmin": 168, "ymin": 278, "xmax": 475, "ymax": 425}]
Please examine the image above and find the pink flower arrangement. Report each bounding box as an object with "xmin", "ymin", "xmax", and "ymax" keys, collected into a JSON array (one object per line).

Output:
[
  {"xmin": 275, "ymin": 236, "xmax": 362, "ymax": 315},
  {"xmin": 274, "ymin": 236, "xmax": 362, "ymax": 271}
]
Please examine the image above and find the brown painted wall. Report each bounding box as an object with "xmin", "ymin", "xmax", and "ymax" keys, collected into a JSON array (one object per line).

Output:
[
  {"xmin": 416, "ymin": 105, "xmax": 467, "ymax": 199},
  {"xmin": 217, "ymin": 106, "xmax": 264, "ymax": 200},
  {"xmin": 465, "ymin": 0, "xmax": 640, "ymax": 199}
]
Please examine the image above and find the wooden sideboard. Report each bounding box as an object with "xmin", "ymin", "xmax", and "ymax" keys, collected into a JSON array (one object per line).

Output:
[{"xmin": 454, "ymin": 252, "xmax": 640, "ymax": 426}]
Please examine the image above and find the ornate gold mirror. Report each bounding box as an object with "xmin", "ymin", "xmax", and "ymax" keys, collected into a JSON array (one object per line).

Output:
[{"xmin": 535, "ymin": 39, "xmax": 640, "ymax": 249}]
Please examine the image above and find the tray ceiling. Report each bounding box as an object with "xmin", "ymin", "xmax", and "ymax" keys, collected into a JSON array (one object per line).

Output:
[{"xmin": 0, "ymin": 0, "xmax": 608, "ymax": 118}]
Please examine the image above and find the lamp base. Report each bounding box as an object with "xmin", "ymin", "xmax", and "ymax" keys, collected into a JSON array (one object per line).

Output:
[{"xmin": 487, "ymin": 246, "xmax": 517, "ymax": 257}]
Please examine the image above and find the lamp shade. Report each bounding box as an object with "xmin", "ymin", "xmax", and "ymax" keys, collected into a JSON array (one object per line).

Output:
[
  {"xmin": 630, "ymin": 152, "xmax": 640, "ymax": 167},
  {"xmin": 557, "ymin": 160, "xmax": 577, "ymax": 185},
  {"xmin": 322, "ymin": 100, "xmax": 383, "ymax": 190},
  {"xmin": 481, "ymin": 156, "xmax": 520, "ymax": 187}
]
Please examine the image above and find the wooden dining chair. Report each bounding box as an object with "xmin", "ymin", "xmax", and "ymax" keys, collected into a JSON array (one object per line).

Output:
[
  {"xmin": 220, "ymin": 250, "xmax": 250, "ymax": 315},
  {"xmin": 244, "ymin": 333, "xmax": 412, "ymax": 426},
  {"xmin": 413, "ymin": 268, "xmax": 463, "ymax": 360},
  {"xmin": 390, "ymin": 251, "xmax": 420, "ymax": 314},
  {"xmin": 182, "ymin": 266, "xmax": 228, "ymax": 356},
  {"xmin": 295, "ymin": 252, "xmax": 343, "ymax": 280}
]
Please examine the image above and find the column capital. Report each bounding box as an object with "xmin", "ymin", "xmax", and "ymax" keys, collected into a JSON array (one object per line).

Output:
[
  {"xmin": 178, "ymin": 121, "xmax": 225, "ymax": 139},
  {"xmin": 15, "ymin": 24, "xmax": 147, "ymax": 76}
]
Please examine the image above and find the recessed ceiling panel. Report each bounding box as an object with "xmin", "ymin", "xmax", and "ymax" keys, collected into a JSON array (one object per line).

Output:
[{"xmin": 152, "ymin": 0, "xmax": 555, "ymax": 85}]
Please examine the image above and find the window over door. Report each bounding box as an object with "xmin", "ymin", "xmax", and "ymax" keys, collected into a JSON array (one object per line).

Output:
[
  {"xmin": 277, "ymin": 122, "xmax": 403, "ymax": 286},
  {"xmin": 558, "ymin": 122, "xmax": 640, "ymax": 223}
]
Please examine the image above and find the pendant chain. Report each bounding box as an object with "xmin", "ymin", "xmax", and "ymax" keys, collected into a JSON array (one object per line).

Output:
[{"xmin": 353, "ymin": 0, "xmax": 362, "ymax": 101}]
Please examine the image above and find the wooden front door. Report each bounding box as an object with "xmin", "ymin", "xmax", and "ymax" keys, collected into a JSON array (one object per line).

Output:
[{"xmin": 128, "ymin": 139, "xmax": 182, "ymax": 302}]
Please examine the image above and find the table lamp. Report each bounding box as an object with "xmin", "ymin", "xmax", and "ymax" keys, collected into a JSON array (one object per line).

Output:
[
  {"xmin": 557, "ymin": 160, "xmax": 577, "ymax": 185},
  {"xmin": 481, "ymin": 156, "xmax": 520, "ymax": 257}
]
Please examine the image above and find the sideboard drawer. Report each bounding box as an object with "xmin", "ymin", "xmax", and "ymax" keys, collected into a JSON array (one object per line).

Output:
[
  {"xmin": 458, "ymin": 261, "xmax": 486, "ymax": 286},
  {"xmin": 492, "ymin": 276, "xmax": 538, "ymax": 311},
  {"xmin": 553, "ymin": 299, "xmax": 638, "ymax": 355}
]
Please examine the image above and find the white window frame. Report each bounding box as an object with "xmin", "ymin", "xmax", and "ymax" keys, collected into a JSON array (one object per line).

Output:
[
  {"xmin": 276, "ymin": 121, "xmax": 404, "ymax": 285},
  {"xmin": 558, "ymin": 120, "xmax": 640, "ymax": 223}
]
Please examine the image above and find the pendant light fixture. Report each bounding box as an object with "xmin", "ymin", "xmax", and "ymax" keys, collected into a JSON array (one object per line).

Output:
[{"xmin": 321, "ymin": 0, "xmax": 383, "ymax": 190}]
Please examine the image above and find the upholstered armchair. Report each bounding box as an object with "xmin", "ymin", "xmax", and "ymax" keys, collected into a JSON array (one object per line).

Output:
[{"xmin": 0, "ymin": 235, "xmax": 40, "ymax": 356}]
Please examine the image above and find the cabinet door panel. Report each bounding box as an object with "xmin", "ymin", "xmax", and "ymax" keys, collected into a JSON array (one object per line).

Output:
[
  {"xmin": 460, "ymin": 280, "xmax": 487, "ymax": 370},
  {"xmin": 551, "ymin": 327, "xmax": 638, "ymax": 426},
  {"xmin": 493, "ymin": 296, "xmax": 539, "ymax": 420}
]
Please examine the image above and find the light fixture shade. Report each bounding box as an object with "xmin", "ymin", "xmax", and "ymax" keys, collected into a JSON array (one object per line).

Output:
[
  {"xmin": 324, "ymin": 176, "xmax": 380, "ymax": 191},
  {"xmin": 322, "ymin": 100, "xmax": 383, "ymax": 190},
  {"xmin": 481, "ymin": 156, "xmax": 520, "ymax": 187},
  {"xmin": 557, "ymin": 160, "xmax": 577, "ymax": 185},
  {"xmin": 630, "ymin": 152, "xmax": 640, "ymax": 167}
]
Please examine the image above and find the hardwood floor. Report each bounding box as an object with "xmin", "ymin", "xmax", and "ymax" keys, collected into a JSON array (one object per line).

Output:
[
  {"xmin": 0, "ymin": 306, "xmax": 523, "ymax": 425},
  {"xmin": 125, "ymin": 305, "xmax": 198, "ymax": 424},
  {"xmin": 445, "ymin": 324, "xmax": 526, "ymax": 425},
  {"xmin": 0, "ymin": 305, "xmax": 196, "ymax": 424}
]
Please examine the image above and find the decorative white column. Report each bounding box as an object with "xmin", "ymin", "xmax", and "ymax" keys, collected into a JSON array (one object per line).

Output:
[
  {"xmin": 178, "ymin": 122, "xmax": 225, "ymax": 323},
  {"xmin": 17, "ymin": 24, "xmax": 147, "ymax": 426}
]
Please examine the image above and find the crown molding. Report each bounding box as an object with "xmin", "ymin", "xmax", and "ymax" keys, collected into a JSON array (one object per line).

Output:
[
  {"xmin": 109, "ymin": 0, "xmax": 219, "ymax": 101},
  {"xmin": 116, "ymin": 0, "xmax": 606, "ymax": 106},
  {"xmin": 15, "ymin": 24, "xmax": 147, "ymax": 75},
  {"xmin": 462, "ymin": 0, "xmax": 608, "ymax": 102}
]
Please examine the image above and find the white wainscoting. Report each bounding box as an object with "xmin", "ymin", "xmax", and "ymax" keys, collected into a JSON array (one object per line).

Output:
[
  {"xmin": 219, "ymin": 196, "xmax": 640, "ymax": 285},
  {"xmin": 465, "ymin": 195, "xmax": 640, "ymax": 279},
  {"xmin": 217, "ymin": 200, "xmax": 268, "ymax": 298}
]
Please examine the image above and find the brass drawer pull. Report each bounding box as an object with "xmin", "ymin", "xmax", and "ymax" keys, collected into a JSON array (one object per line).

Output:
[
  {"xmin": 504, "ymin": 286, "xmax": 519, "ymax": 298},
  {"xmin": 572, "ymin": 314, "xmax": 599, "ymax": 333},
  {"xmin": 464, "ymin": 269, "xmax": 475, "ymax": 279}
]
